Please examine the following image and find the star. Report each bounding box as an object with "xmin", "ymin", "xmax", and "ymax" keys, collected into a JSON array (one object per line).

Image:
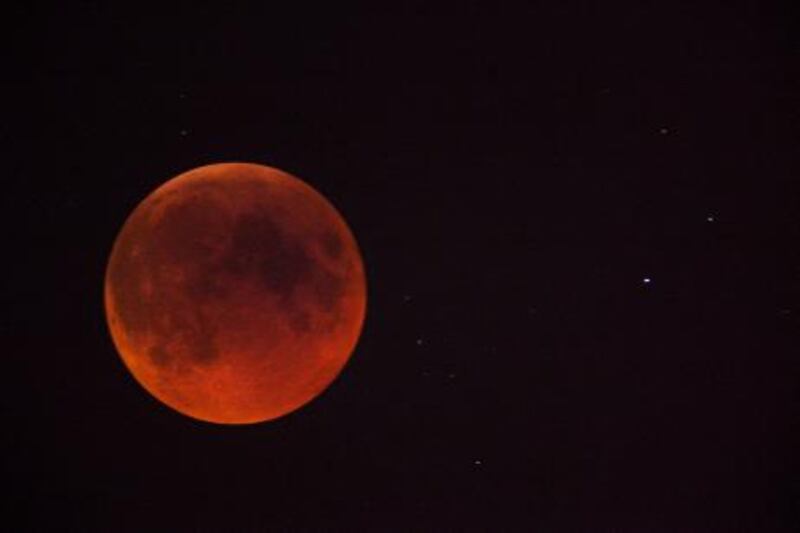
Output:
[
  {"xmin": 642, "ymin": 277, "xmax": 652, "ymax": 284},
  {"xmin": 416, "ymin": 338, "xmax": 424, "ymax": 346},
  {"xmin": 706, "ymin": 215, "xmax": 715, "ymax": 222}
]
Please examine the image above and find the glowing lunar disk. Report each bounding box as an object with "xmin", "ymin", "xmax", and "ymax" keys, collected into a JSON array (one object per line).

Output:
[{"xmin": 104, "ymin": 163, "xmax": 367, "ymax": 424}]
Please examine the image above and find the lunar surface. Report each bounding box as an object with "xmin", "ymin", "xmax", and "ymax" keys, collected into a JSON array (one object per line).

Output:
[{"xmin": 104, "ymin": 163, "xmax": 367, "ymax": 424}]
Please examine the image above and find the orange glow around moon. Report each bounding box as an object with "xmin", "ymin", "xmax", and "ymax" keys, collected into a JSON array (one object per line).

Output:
[{"xmin": 104, "ymin": 163, "xmax": 367, "ymax": 424}]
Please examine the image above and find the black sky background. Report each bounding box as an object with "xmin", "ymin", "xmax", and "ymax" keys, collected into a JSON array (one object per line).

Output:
[{"xmin": 4, "ymin": 2, "xmax": 799, "ymax": 531}]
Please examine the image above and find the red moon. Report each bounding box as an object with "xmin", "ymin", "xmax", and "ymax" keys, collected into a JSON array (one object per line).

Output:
[{"xmin": 104, "ymin": 163, "xmax": 367, "ymax": 424}]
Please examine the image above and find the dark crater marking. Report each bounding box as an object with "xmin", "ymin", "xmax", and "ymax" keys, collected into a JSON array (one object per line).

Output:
[
  {"xmin": 223, "ymin": 210, "xmax": 349, "ymax": 315},
  {"xmin": 319, "ymin": 230, "xmax": 344, "ymax": 260},
  {"xmin": 146, "ymin": 302, "xmax": 220, "ymax": 367}
]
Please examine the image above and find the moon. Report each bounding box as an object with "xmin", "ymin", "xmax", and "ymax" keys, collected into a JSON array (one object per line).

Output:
[{"xmin": 104, "ymin": 163, "xmax": 367, "ymax": 424}]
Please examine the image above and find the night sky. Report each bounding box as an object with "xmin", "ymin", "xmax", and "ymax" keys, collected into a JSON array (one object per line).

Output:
[{"xmin": 5, "ymin": 3, "xmax": 799, "ymax": 531}]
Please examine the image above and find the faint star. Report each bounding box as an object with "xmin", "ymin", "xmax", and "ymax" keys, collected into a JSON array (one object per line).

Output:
[
  {"xmin": 416, "ymin": 338, "xmax": 424, "ymax": 346},
  {"xmin": 474, "ymin": 459, "xmax": 482, "ymax": 466},
  {"xmin": 180, "ymin": 129, "xmax": 189, "ymax": 136},
  {"xmin": 403, "ymin": 294, "xmax": 412, "ymax": 303},
  {"xmin": 706, "ymin": 215, "xmax": 715, "ymax": 222},
  {"xmin": 448, "ymin": 373, "xmax": 456, "ymax": 379},
  {"xmin": 642, "ymin": 277, "xmax": 652, "ymax": 284},
  {"xmin": 659, "ymin": 127, "xmax": 669, "ymax": 135}
]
